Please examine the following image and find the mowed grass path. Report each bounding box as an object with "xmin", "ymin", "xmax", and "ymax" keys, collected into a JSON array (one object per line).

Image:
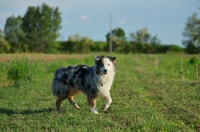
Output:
[{"xmin": 0, "ymin": 53, "xmax": 199, "ymax": 131}]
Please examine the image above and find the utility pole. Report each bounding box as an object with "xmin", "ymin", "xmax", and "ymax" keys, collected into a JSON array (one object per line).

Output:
[{"xmin": 109, "ymin": 14, "xmax": 112, "ymax": 53}]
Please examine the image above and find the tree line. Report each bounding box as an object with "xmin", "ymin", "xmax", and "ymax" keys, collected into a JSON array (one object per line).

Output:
[
  {"xmin": 1, "ymin": 3, "xmax": 61, "ymax": 53},
  {"xmin": 0, "ymin": 3, "xmax": 199, "ymax": 54}
]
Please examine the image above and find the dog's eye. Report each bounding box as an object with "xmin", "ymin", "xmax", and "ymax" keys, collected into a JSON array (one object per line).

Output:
[{"xmin": 108, "ymin": 64, "xmax": 110, "ymax": 66}]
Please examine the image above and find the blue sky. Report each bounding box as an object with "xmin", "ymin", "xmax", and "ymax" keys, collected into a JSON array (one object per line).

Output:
[{"xmin": 0, "ymin": 0, "xmax": 199, "ymax": 46}]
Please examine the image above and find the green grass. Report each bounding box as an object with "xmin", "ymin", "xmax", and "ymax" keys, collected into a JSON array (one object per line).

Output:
[{"xmin": 0, "ymin": 53, "xmax": 199, "ymax": 131}]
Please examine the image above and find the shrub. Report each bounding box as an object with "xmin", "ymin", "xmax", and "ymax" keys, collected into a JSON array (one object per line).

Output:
[{"xmin": 189, "ymin": 57, "xmax": 198, "ymax": 64}]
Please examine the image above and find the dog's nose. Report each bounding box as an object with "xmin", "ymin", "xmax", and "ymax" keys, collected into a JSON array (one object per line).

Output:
[{"xmin": 104, "ymin": 69, "xmax": 107, "ymax": 74}]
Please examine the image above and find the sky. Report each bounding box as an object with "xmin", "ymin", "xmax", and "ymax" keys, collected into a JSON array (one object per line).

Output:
[{"xmin": 0, "ymin": 0, "xmax": 199, "ymax": 47}]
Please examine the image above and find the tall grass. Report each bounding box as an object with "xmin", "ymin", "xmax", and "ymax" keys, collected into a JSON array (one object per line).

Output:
[{"xmin": 0, "ymin": 54, "xmax": 199, "ymax": 131}]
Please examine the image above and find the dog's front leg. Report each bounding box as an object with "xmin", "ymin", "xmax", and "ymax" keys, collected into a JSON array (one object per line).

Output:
[
  {"xmin": 87, "ymin": 97, "xmax": 99, "ymax": 114},
  {"xmin": 104, "ymin": 95, "xmax": 112, "ymax": 111}
]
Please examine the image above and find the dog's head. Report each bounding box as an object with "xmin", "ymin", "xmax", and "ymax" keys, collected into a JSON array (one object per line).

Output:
[{"xmin": 95, "ymin": 56, "xmax": 116, "ymax": 75}]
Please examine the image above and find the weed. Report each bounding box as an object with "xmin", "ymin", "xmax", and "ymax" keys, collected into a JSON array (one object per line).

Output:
[{"xmin": 6, "ymin": 59, "xmax": 33, "ymax": 85}]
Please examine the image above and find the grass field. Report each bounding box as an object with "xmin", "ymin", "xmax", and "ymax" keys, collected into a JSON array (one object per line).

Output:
[{"xmin": 0, "ymin": 53, "xmax": 200, "ymax": 131}]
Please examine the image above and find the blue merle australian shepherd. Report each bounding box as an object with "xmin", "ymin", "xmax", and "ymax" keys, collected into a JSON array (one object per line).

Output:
[{"xmin": 51, "ymin": 56, "xmax": 116, "ymax": 114}]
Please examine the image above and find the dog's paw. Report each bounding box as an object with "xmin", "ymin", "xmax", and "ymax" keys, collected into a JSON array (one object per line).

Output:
[
  {"xmin": 72, "ymin": 102, "xmax": 80, "ymax": 109},
  {"xmin": 103, "ymin": 104, "xmax": 109, "ymax": 111},
  {"xmin": 90, "ymin": 107, "xmax": 99, "ymax": 114},
  {"xmin": 93, "ymin": 111, "xmax": 99, "ymax": 114},
  {"xmin": 74, "ymin": 103, "xmax": 81, "ymax": 109}
]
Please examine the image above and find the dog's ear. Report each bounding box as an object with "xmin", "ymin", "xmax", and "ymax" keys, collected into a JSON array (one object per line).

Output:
[
  {"xmin": 95, "ymin": 55, "xmax": 104, "ymax": 62},
  {"xmin": 107, "ymin": 56, "xmax": 116, "ymax": 65},
  {"xmin": 94, "ymin": 56, "xmax": 104, "ymax": 74}
]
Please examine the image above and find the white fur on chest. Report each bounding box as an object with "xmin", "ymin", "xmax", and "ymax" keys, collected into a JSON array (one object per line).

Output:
[{"xmin": 96, "ymin": 72, "xmax": 115, "ymax": 96}]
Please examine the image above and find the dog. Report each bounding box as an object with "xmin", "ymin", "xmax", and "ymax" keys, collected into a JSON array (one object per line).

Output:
[{"xmin": 51, "ymin": 56, "xmax": 116, "ymax": 114}]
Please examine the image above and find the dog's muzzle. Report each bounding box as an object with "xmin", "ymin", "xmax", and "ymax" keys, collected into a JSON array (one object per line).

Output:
[{"xmin": 104, "ymin": 69, "xmax": 107, "ymax": 74}]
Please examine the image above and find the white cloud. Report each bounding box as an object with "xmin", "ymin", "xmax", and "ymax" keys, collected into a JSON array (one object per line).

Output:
[
  {"xmin": 118, "ymin": 19, "xmax": 126, "ymax": 24},
  {"xmin": 80, "ymin": 15, "xmax": 92, "ymax": 21},
  {"xmin": 80, "ymin": 15, "xmax": 93, "ymax": 24}
]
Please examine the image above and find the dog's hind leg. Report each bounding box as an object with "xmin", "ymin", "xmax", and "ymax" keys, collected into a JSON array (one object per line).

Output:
[
  {"xmin": 87, "ymin": 97, "xmax": 99, "ymax": 114},
  {"xmin": 67, "ymin": 88, "xmax": 80, "ymax": 109},
  {"xmin": 68, "ymin": 95, "xmax": 80, "ymax": 109},
  {"xmin": 103, "ymin": 95, "xmax": 112, "ymax": 111},
  {"xmin": 56, "ymin": 95, "xmax": 67, "ymax": 111}
]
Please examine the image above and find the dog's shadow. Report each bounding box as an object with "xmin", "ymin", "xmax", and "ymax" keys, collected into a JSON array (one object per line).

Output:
[{"xmin": 0, "ymin": 108, "xmax": 55, "ymax": 115}]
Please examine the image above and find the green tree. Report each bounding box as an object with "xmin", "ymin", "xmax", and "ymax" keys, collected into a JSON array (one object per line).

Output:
[
  {"xmin": 129, "ymin": 27, "xmax": 160, "ymax": 44},
  {"xmin": 0, "ymin": 29, "xmax": 10, "ymax": 53},
  {"xmin": 129, "ymin": 27, "xmax": 161, "ymax": 53},
  {"xmin": 4, "ymin": 15, "xmax": 25, "ymax": 52},
  {"xmin": 150, "ymin": 35, "xmax": 161, "ymax": 45},
  {"xmin": 61, "ymin": 34, "xmax": 94, "ymax": 54},
  {"xmin": 91, "ymin": 41, "xmax": 107, "ymax": 52},
  {"xmin": 73, "ymin": 34, "xmax": 94, "ymax": 54},
  {"xmin": 182, "ymin": 12, "xmax": 200, "ymax": 54},
  {"xmin": 22, "ymin": 3, "xmax": 61, "ymax": 53},
  {"xmin": 106, "ymin": 27, "xmax": 127, "ymax": 52},
  {"xmin": 130, "ymin": 28, "xmax": 151, "ymax": 44}
]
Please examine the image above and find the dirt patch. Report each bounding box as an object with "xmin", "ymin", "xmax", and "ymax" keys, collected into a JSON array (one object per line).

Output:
[{"xmin": 0, "ymin": 53, "xmax": 91, "ymax": 62}]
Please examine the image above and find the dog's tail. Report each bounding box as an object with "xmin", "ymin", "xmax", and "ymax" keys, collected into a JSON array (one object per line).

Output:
[
  {"xmin": 51, "ymin": 78, "xmax": 59, "ymax": 96},
  {"xmin": 51, "ymin": 67, "xmax": 62, "ymax": 97}
]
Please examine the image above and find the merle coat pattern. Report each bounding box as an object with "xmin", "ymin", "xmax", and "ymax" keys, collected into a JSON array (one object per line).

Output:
[{"xmin": 51, "ymin": 56, "xmax": 116, "ymax": 114}]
